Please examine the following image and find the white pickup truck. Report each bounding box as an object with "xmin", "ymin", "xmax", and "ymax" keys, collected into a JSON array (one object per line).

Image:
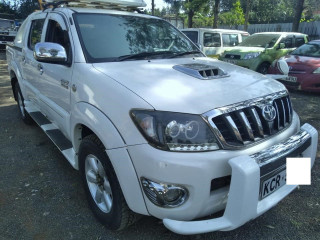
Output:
[{"xmin": 6, "ymin": 0, "xmax": 318, "ymax": 235}]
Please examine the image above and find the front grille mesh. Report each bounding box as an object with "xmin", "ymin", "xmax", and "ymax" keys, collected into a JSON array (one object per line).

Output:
[
  {"xmin": 224, "ymin": 54, "xmax": 241, "ymax": 59},
  {"xmin": 210, "ymin": 95, "xmax": 292, "ymax": 147}
]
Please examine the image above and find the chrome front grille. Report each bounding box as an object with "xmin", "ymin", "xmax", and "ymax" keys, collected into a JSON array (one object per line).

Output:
[{"xmin": 202, "ymin": 91, "xmax": 293, "ymax": 149}]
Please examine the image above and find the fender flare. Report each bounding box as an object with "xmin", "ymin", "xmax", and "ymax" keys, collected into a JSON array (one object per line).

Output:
[
  {"xmin": 7, "ymin": 59, "xmax": 27, "ymax": 100},
  {"xmin": 71, "ymin": 102, "xmax": 126, "ymax": 152},
  {"xmin": 70, "ymin": 102, "xmax": 148, "ymax": 215}
]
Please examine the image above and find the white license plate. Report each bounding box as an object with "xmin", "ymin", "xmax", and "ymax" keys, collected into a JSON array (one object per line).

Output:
[
  {"xmin": 261, "ymin": 169, "xmax": 286, "ymax": 199},
  {"xmin": 282, "ymin": 76, "xmax": 297, "ymax": 82},
  {"xmin": 225, "ymin": 59, "xmax": 237, "ymax": 64}
]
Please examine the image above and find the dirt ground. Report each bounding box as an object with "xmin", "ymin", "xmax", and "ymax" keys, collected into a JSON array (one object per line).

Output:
[{"xmin": 0, "ymin": 50, "xmax": 319, "ymax": 240}]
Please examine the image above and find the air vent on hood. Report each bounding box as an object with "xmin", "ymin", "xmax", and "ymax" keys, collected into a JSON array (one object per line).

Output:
[{"xmin": 173, "ymin": 63, "xmax": 229, "ymax": 80}]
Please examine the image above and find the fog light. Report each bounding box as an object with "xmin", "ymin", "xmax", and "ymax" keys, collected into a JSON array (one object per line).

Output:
[{"xmin": 141, "ymin": 178, "xmax": 188, "ymax": 208}]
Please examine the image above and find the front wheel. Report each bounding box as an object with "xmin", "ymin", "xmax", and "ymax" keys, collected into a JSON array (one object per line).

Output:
[
  {"xmin": 14, "ymin": 83, "xmax": 33, "ymax": 124},
  {"xmin": 79, "ymin": 134, "xmax": 139, "ymax": 230}
]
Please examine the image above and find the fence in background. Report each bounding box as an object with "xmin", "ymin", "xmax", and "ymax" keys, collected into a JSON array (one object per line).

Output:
[{"xmin": 219, "ymin": 21, "xmax": 320, "ymax": 40}]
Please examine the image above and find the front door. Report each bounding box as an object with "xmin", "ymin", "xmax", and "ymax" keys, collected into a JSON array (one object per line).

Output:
[{"xmin": 36, "ymin": 13, "xmax": 73, "ymax": 137}]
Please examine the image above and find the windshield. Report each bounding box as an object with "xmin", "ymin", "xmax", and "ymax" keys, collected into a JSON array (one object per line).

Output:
[
  {"xmin": 0, "ymin": 19, "xmax": 14, "ymax": 30},
  {"xmin": 291, "ymin": 42, "xmax": 320, "ymax": 58},
  {"xmin": 74, "ymin": 13, "xmax": 200, "ymax": 62},
  {"xmin": 238, "ymin": 34, "xmax": 281, "ymax": 48}
]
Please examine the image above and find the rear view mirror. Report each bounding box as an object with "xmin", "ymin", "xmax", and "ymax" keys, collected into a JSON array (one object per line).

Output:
[{"xmin": 34, "ymin": 42, "xmax": 67, "ymax": 64}]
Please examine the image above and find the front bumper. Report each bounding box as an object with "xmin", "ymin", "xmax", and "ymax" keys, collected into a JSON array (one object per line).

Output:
[{"xmin": 163, "ymin": 123, "xmax": 318, "ymax": 234}]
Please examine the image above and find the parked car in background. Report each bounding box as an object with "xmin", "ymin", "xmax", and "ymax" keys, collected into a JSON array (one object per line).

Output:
[
  {"xmin": 181, "ymin": 28, "xmax": 249, "ymax": 58},
  {"xmin": 0, "ymin": 18, "xmax": 17, "ymax": 46},
  {"xmin": 268, "ymin": 40, "xmax": 320, "ymax": 93},
  {"xmin": 220, "ymin": 32, "xmax": 308, "ymax": 74}
]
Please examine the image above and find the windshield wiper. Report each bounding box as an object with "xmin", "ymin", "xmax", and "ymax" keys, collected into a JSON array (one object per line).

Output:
[
  {"xmin": 169, "ymin": 50, "xmax": 202, "ymax": 58},
  {"xmin": 117, "ymin": 51, "xmax": 175, "ymax": 61}
]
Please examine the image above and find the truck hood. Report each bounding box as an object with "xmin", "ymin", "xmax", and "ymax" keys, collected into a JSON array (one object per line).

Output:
[{"xmin": 93, "ymin": 57, "xmax": 286, "ymax": 114}]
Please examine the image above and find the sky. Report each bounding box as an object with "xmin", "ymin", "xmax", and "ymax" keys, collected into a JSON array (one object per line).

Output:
[{"xmin": 145, "ymin": 0, "xmax": 168, "ymax": 10}]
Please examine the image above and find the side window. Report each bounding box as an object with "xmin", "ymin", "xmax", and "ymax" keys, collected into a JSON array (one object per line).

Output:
[
  {"xmin": 203, "ymin": 32, "xmax": 221, "ymax": 47},
  {"xmin": 295, "ymin": 38, "xmax": 305, "ymax": 48},
  {"xmin": 222, "ymin": 34, "xmax": 239, "ymax": 47},
  {"xmin": 28, "ymin": 19, "xmax": 45, "ymax": 50},
  {"xmin": 45, "ymin": 19, "xmax": 71, "ymax": 57},
  {"xmin": 280, "ymin": 36, "xmax": 293, "ymax": 48}
]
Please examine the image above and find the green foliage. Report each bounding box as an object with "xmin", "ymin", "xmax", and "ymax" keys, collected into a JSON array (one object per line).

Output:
[
  {"xmin": 0, "ymin": 0, "xmax": 39, "ymax": 19},
  {"xmin": 192, "ymin": 12, "xmax": 213, "ymax": 27},
  {"xmin": 219, "ymin": 0, "xmax": 245, "ymax": 27}
]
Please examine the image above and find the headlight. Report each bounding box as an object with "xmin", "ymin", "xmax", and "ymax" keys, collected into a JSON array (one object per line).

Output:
[
  {"xmin": 131, "ymin": 110, "xmax": 219, "ymax": 152},
  {"xmin": 313, "ymin": 67, "xmax": 320, "ymax": 74},
  {"xmin": 243, "ymin": 52, "xmax": 261, "ymax": 60}
]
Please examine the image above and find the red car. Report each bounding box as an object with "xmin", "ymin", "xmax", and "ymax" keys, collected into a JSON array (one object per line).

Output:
[{"xmin": 268, "ymin": 40, "xmax": 320, "ymax": 93}]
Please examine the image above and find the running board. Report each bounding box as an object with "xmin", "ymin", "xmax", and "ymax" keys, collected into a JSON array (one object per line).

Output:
[{"xmin": 27, "ymin": 110, "xmax": 78, "ymax": 170}]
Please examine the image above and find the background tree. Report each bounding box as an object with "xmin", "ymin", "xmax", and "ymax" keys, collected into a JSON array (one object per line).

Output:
[
  {"xmin": 164, "ymin": 0, "xmax": 183, "ymax": 17},
  {"xmin": 213, "ymin": 0, "xmax": 220, "ymax": 28},
  {"xmin": 184, "ymin": 0, "xmax": 209, "ymax": 28},
  {"xmin": 244, "ymin": 0, "xmax": 251, "ymax": 30},
  {"xmin": 18, "ymin": 0, "xmax": 39, "ymax": 19},
  {"xmin": 219, "ymin": 0, "xmax": 245, "ymax": 27},
  {"xmin": 292, "ymin": 0, "xmax": 305, "ymax": 31}
]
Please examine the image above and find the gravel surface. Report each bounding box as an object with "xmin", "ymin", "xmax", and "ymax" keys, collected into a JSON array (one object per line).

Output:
[{"xmin": 0, "ymin": 51, "xmax": 319, "ymax": 240}]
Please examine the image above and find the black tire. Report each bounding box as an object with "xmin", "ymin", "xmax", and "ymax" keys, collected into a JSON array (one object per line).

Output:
[
  {"xmin": 14, "ymin": 83, "xmax": 33, "ymax": 124},
  {"xmin": 79, "ymin": 134, "xmax": 139, "ymax": 230},
  {"xmin": 257, "ymin": 62, "xmax": 270, "ymax": 74}
]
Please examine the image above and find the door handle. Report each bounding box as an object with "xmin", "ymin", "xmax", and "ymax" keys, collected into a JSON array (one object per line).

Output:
[
  {"xmin": 61, "ymin": 79, "xmax": 69, "ymax": 89},
  {"xmin": 22, "ymin": 56, "xmax": 26, "ymax": 64},
  {"xmin": 38, "ymin": 64, "xmax": 43, "ymax": 75}
]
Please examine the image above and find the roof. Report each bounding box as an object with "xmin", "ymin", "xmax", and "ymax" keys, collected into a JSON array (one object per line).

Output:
[
  {"xmin": 181, "ymin": 28, "xmax": 249, "ymax": 34},
  {"xmin": 253, "ymin": 32, "xmax": 307, "ymax": 36}
]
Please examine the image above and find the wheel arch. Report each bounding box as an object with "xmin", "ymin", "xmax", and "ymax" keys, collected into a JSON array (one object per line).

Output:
[
  {"xmin": 10, "ymin": 70, "xmax": 18, "ymax": 100},
  {"xmin": 257, "ymin": 61, "xmax": 271, "ymax": 74},
  {"xmin": 71, "ymin": 102, "xmax": 149, "ymax": 215},
  {"xmin": 71, "ymin": 102, "xmax": 126, "ymax": 155}
]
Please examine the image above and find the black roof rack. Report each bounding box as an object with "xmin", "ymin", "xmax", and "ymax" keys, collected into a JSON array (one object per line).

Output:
[{"xmin": 42, "ymin": 0, "xmax": 146, "ymax": 12}]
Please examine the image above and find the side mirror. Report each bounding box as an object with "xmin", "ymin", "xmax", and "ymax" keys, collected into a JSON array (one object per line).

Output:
[
  {"xmin": 277, "ymin": 59, "xmax": 289, "ymax": 75},
  {"xmin": 34, "ymin": 42, "xmax": 67, "ymax": 64},
  {"xmin": 278, "ymin": 43, "xmax": 285, "ymax": 49}
]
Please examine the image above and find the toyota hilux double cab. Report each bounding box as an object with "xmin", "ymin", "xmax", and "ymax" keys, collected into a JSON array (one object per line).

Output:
[{"xmin": 6, "ymin": 0, "xmax": 318, "ymax": 235}]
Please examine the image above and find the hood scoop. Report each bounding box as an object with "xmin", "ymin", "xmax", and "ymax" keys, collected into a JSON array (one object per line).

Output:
[{"xmin": 173, "ymin": 63, "xmax": 229, "ymax": 80}]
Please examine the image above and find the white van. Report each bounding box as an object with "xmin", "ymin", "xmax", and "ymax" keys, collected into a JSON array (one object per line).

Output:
[{"xmin": 181, "ymin": 28, "xmax": 249, "ymax": 58}]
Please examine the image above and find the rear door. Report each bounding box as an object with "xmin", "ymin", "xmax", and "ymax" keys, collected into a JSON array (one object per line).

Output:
[
  {"xmin": 21, "ymin": 12, "xmax": 47, "ymax": 109},
  {"xmin": 36, "ymin": 12, "xmax": 73, "ymax": 136}
]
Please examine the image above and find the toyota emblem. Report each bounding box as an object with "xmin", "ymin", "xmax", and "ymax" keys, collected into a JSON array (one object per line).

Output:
[
  {"xmin": 230, "ymin": 55, "xmax": 234, "ymax": 59},
  {"xmin": 262, "ymin": 105, "xmax": 276, "ymax": 122}
]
